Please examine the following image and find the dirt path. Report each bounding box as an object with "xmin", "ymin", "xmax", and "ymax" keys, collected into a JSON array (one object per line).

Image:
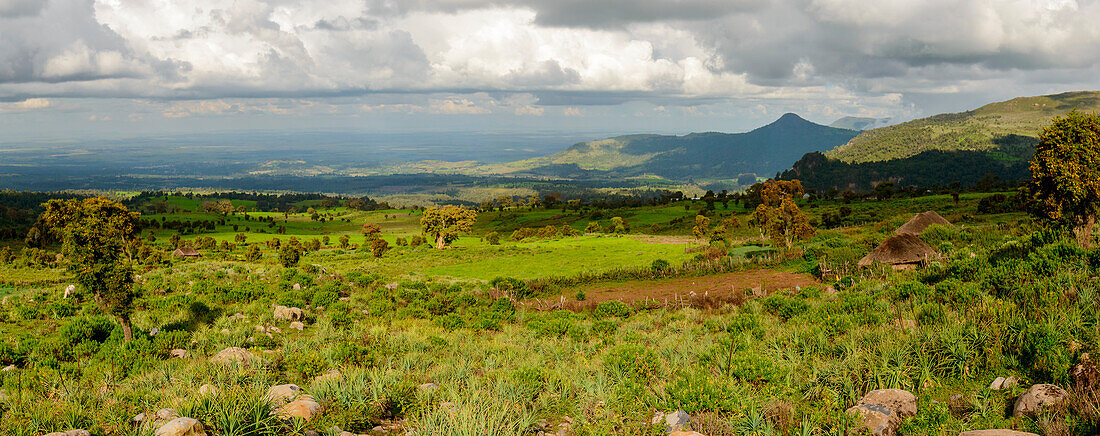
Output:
[{"xmin": 524, "ymin": 269, "xmax": 818, "ymax": 309}]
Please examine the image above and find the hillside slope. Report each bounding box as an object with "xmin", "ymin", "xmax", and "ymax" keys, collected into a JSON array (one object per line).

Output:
[
  {"xmin": 498, "ymin": 113, "xmax": 859, "ymax": 180},
  {"xmin": 827, "ymin": 91, "xmax": 1100, "ymax": 163}
]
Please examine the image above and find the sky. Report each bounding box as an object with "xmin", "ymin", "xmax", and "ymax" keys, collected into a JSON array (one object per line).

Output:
[{"xmin": 2, "ymin": 0, "xmax": 1100, "ymax": 142}]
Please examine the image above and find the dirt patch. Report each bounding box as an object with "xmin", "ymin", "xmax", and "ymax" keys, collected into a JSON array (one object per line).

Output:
[
  {"xmin": 523, "ymin": 269, "xmax": 818, "ymax": 310},
  {"xmin": 631, "ymin": 235, "xmax": 700, "ymax": 245}
]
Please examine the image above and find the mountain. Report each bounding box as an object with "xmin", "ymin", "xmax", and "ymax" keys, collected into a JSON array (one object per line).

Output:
[
  {"xmin": 781, "ymin": 91, "xmax": 1100, "ymax": 192},
  {"xmin": 828, "ymin": 91, "xmax": 1100, "ymax": 163},
  {"xmin": 830, "ymin": 116, "xmax": 890, "ymax": 130},
  {"xmin": 496, "ymin": 113, "xmax": 859, "ymax": 181}
]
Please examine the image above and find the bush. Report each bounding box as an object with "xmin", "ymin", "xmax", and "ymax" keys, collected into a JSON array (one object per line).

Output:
[
  {"xmin": 760, "ymin": 294, "xmax": 809, "ymax": 320},
  {"xmin": 604, "ymin": 344, "xmax": 659, "ymax": 380},
  {"xmin": 651, "ymin": 259, "xmax": 670, "ymax": 274},
  {"xmin": 490, "ymin": 277, "xmax": 531, "ymax": 299},
  {"xmin": 311, "ymin": 289, "xmax": 339, "ymax": 308},
  {"xmin": 485, "ymin": 231, "xmax": 501, "ymax": 245},
  {"xmin": 278, "ymin": 245, "xmax": 300, "ymax": 267},
  {"xmin": 594, "ymin": 301, "xmax": 633, "ymax": 319}
]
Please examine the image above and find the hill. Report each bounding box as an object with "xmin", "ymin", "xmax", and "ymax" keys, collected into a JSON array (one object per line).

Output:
[
  {"xmin": 495, "ymin": 113, "xmax": 860, "ymax": 180},
  {"xmin": 828, "ymin": 91, "xmax": 1100, "ymax": 163},
  {"xmin": 830, "ymin": 116, "xmax": 890, "ymax": 130}
]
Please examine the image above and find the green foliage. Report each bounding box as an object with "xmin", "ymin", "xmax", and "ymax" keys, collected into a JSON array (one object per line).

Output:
[
  {"xmin": 278, "ymin": 245, "xmax": 300, "ymax": 267},
  {"xmin": 593, "ymin": 301, "xmax": 633, "ymax": 319}
]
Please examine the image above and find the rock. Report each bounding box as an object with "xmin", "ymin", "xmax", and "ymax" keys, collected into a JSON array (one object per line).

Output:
[
  {"xmin": 45, "ymin": 431, "xmax": 91, "ymax": 436},
  {"xmin": 273, "ymin": 305, "xmax": 303, "ymax": 321},
  {"xmin": 1013, "ymin": 383, "xmax": 1067, "ymax": 417},
  {"xmin": 232, "ymin": 313, "xmax": 248, "ymax": 320},
  {"xmin": 64, "ymin": 284, "xmax": 75, "ymax": 298},
  {"xmin": 314, "ymin": 370, "xmax": 342, "ymax": 384},
  {"xmin": 292, "ymin": 283, "xmax": 302, "ymax": 291},
  {"xmin": 289, "ymin": 321, "xmax": 305, "ymax": 330},
  {"xmin": 133, "ymin": 412, "xmax": 146, "ymax": 423},
  {"xmin": 1, "ymin": 364, "xmax": 14, "ymax": 372},
  {"xmin": 948, "ymin": 394, "xmax": 972, "ymax": 415},
  {"xmin": 418, "ymin": 382, "xmax": 439, "ymax": 394},
  {"xmin": 651, "ymin": 410, "xmax": 691, "ymax": 433},
  {"xmin": 847, "ymin": 404, "xmax": 896, "ymax": 436},
  {"xmin": 210, "ymin": 347, "xmax": 265, "ymax": 367},
  {"xmin": 155, "ymin": 408, "xmax": 179, "ymax": 421},
  {"xmin": 1072, "ymin": 353, "xmax": 1100, "ymax": 391},
  {"xmin": 277, "ymin": 397, "xmax": 322, "ymax": 421},
  {"xmin": 155, "ymin": 417, "xmax": 207, "ymax": 436},
  {"xmin": 198, "ymin": 384, "xmax": 219, "ymax": 397},
  {"xmin": 989, "ymin": 376, "xmax": 1018, "ymax": 390},
  {"xmin": 266, "ymin": 384, "xmax": 302, "ymax": 405},
  {"xmin": 856, "ymin": 389, "xmax": 918, "ymax": 419},
  {"xmin": 169, "ymin": 349, "xmax": 189, "ymax": 359},
  {"xmin": 958, "ymin": 431, "xmax": 1040, "ymax": 436}
]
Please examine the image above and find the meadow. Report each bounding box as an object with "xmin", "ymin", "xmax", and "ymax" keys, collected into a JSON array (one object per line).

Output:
[{"xmin": 0, "ymin": 191, "xmax": 1098, "ymax": 436}]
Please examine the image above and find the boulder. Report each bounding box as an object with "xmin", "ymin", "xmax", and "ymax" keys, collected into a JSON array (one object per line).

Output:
[
  {"xmin": 210, "ymin": 347, "xmax": 265, "ymax": 367},
  {"xmin": 856, "ymin": 389, "xmax": 918, "ymax": 418},
  {"xmin": 155, "ymin": 417, "xmax": 207, "ymax": 436},
  {"xmin": 273, "ymin": 305, "xmax": 303, "ymax": 321},
  {"xmin": 64, "ymin": 284, "xmax": 75, "ymax": 298},
  {"xmin": 133, "ymin": 412, "xmax": 146, "ymax": 423},
  {"xmin": 169, "ymin": 349, "xmax": 189, "ymax": 359},
  {"xmin": 266, "ymin": 384, "xmax": 302, "ymax": 405},
  {"xmin": 1013, "ymin": 383, "xmax": 1067, "ymax": 417},
  {"xmin": 651, "ymin": 410, "xmax": 691, "ymax": 433},
  {"xmin": 958, "ymin": 431, "xmax": 1040, "ymax": 436},
  {"xmin": 277, "ymin": 396, "xmax": 322, "ymax": 421},
  {"xmin": 847, "ymin": 404, "xmax": 896, "ymax": 436},
  {"xmin": 418, "ymin": 382, "xmax": 440, "ymax": 394},
  {"xmin": 45, "ymin": 431, "xmax": 91, "ymax": 436},
  {"xmin": 198, "ymin": 384, "xmax": 219, "ymax": 397},
  {"xmin": 289, "ymin": 321, "xmax": 305, "ymax": 331}
]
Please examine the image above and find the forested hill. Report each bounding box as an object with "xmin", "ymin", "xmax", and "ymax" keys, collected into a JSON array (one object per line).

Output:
[
  {"xmin": 496, "ymin": 113, "xmax": 859, "ymax": 180},
  {"xmin": 780, "ymin": 91, "xmax": 1100, "ymax": 192},
  {"xmin": 827, "ymin": 91, "xmax": 1100, "ymax": 163}
]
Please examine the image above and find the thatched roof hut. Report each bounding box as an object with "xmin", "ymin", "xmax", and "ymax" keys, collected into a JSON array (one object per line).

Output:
[
  {"xmin": 173, "ymin": 247, "xmax": 202, "ymax": 258},
  {"xmin": 896, "ymin": 211, "xmax": 951, "ymax": 235},
  {"xmin": 859, "ymin": 234, "xmax": 937, "ymax": 270}
]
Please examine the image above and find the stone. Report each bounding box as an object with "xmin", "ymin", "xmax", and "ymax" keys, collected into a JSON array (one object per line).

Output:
[
  {"xmin": 418, "ymin": 382, "xmax": 440, "ymax": 393},
  {"xmin": 289, "ymin": 321, "xmax": 305, "ymax": 330},
  {"xmin": 855, "ymin": 389, "xmax": 918, "ymax": 419},
  {"xmin": 133, "ymin": 412, "xmax": 146, "ymax": 423},
  {"xmin": 314, "ymin": 370, "xmax": 342, "ymax": 384},
  {"xmin": 273, "ymin": 305, "xmax": 303, "ymax": 321},
  {"xmin": 266, "ymin": 384, "xmax": 302, "ymax": 405},
  {"xmin": 651, "ymin": 410, "xmax": 691, "ymax": 433},
  {"xmin": 277, "ymin": 397, "xmax": 322, "ymax": 421},
  {"xmin": 198, "ymin": 384, "xmax": 219, "ymax": 397},
  {"xmin": 958, "ymin": 431, "xmax": 1040, "ymax": 436},
  {"xmin": 64, "ymin": 284, "xmax": 75, "ymax": 298},
  {"xmin": 1, "ymin": 364, "xmax": 14, "ymax": 372},
  {"xmin": 293, "ymin": 283, "xmax": 302, "ymax": 291},
  {"xmin": 155, "ymin": 417, "xmax": 207, "ymax": 436},
  {"xmin": 989, "ymin": 376, "xmax": 1018, "ymax": 391},
  {"xmin": 847, "ymin": 404, "xmax": 896, "ymax": 436},
  {"xmin": 155, "ymin": 408, "xmax": 179, "ymax": 421},
  {"xmin": 45, "ymin": 431, "xmax": 91, "ymax": 436},
  {"xmin": 169, "ymin": 349, "xmax": 189, "ymax": 359},
  {"xmin": 210, "ymin": 347, "xmax": 265, "ymax": 367},
  {"xmin": 1013, "ymin": 383, "xmax": 1068, "ymax": 417}
]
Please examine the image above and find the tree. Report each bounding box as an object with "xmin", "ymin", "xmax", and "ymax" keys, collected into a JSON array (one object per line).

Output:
[
  {"xmin": 420, "ymin": 205, "xmax": 478, "ymax": 249},
  {"xmin": 609, "ymin": 217, "xmax": 629, "ymax": 234},
  {"xmin": 371, "ymin": 238, "xmax": 390, "ymax": 258},
  {"xmin": 244, "ymin": 244, "xmax": 262, "ymax": 262},
  {"xmin": 235, "ymin": 233, "xmax": 247, "ymax": 244},
  {"xmin": 361, "ymin": 223, "xmax": 382, "ymax": 240},
  {"xmin": 278, "ymin": 244, "xmax": 300, "ymax": 267},
  {"xmin": 485, "ymin": 231, "xmax": 501, "ymax": 245},
  {"xmin": 1028, "ymin": 111, "xmax": 1100, "ymax": 247},
  {"xmin": 751, "ymin": 180, "xmax": 815, "ymax": 249},
  {"xmin": 338, "ymin": 234, "xmax": 350, "ymax": 249},
  {"xmin": 692, "ymin": 215, "xmax": 710, "ymax": 239},
  {"xmin": 585, "ymin": 222, "xmax": 601, "ymax": 233},
  {"xmin": 39, "ymin": 198, "xmax": 141, "ymax": 341}
]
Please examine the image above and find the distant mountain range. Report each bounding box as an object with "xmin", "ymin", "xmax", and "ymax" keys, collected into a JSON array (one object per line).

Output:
[
  {"xmin": 783, "ymin": 91, "xmax": 1100, "ymax": 191},
  {"xmin": 490, "ymin": 113, "xmax": 860, "ymax": 181}
]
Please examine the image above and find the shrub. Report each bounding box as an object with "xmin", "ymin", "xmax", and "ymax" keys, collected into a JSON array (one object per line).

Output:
[
  {"xmin": 603, "ymin": 344, "xmax": 659, "ymax": 380},
  {"xmin": 312, "ymin": 289, "xmax": 339, "ymax": 308},
  {"xmin": 283, "ymin": 351, "xmax": 328, "ymax": 379},
  {"xmin": 485, "ymin": 231, "xmax": 501, "ymax": 245},
  {"xmin": 760, "ymin": 294, "xmax": 809, "ymax": 320},
  {"xmin": 651, "ymin": 258, "xmax": 670, "ymax": 274},
  {"xmin": 575, "ymin": 290, "xmax": 587, "ymax": 301},
  {"xmin": 432, "ymin": 313, "xmax": 466, "ymax": 329},
  {"xmin": 594, "ymin": 301, "xmax": 633, "ymax": 319},
  {"xmin": 490, "ymin": 277, "xmax": 531, "ymax": 299},
  {"xmin": 278, "ymin": 245, "xmax": 300, "ymax": 267}
]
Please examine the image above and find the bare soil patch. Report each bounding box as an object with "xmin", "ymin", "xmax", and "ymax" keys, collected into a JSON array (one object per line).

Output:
[{"xmin": 523, "ymin": 268, "xmax": 818, "ymax": 310}]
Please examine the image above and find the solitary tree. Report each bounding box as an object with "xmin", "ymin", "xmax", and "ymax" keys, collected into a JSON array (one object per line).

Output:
[
  {"xmin": 278, "ymin": 244, "xmax": 300, "ymax": 267},
  {"xmin": 751, "ymin": 180, "xmax": 815, "ymax": 249},
  {"xmin": 361, "ymin": 223, "xmax": 382, "ymax": 240},
  {"xmin": 39, "ymin": 198, "xmax": 141, "ymax": 341},
  {"xmin": 420, "ymin": 205, "xmax": 478, "ymax": 249},
  {"xmin": 692, "ymin": 215, "xmax": 711, "ymax": 239},
  {"xmin": 1029, "ymin": 111, "xmax": 1100, "ymax": 247}
]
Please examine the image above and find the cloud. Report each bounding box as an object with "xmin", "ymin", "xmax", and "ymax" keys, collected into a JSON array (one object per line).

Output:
[
  {"xmin": 0, "ymin": 0, "xmax": 45, "ymax": 17},
  {"xmin": 0, "ymin": 97, "xmax": 52, "ymax": 111}
]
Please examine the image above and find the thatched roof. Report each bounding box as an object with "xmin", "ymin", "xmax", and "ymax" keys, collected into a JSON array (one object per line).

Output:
[
  {"xmin": 173, "ymin": 247, "xmax": 202, "ymax": 257},
  {"xmin": 896, "ymin": 211, "xmax": 951, "ymax": 235},
  {"xmin": 859, "ymin": 234, "xmax": 937, "ymax": 267}
]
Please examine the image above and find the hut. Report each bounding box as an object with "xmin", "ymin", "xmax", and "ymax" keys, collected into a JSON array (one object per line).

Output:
[
  {"xmin": 173, "ymin": 246, "xmax": 202, "ymax": 258},
  {"xmin": 858, "ymin": 234, "xmax": 938, "ymax": 270},
  {"xmin": 896, "ymin": 211, "xmax": 951, "ymax": 235}
]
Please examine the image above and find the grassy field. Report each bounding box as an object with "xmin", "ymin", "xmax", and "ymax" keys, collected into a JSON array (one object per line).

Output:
[{"xmin": 0, "ymin": 192, "xmax": 1096, "ymax": 436}]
